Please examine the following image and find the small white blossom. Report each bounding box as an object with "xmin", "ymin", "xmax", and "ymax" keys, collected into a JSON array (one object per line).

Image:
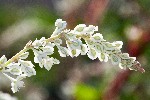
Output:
[
  {"xmin": 52, "ymin": 19, "xmax": 67, "ymax": 36},
  {"xmin": 84, "ymin": 25, "xmax": 98, "ymax": 35},
  {"xmin": 33, "ymin": 49, "xmax": 48, "ymax": 68},
  {"xmin": 87, "ymin": 48, "xmax": 98, "ymax": 60},
  {"xmin": 53, "ymin": 38, "xmax": 62, "ymax": 45},
  {"xmin": 19, "ymin": 60, "xmax": 36, "ymax": 77},
  {"xmin": 66, "ymin": 39, "xmax": 82, "ymax": 50},
  {"xmin": 57, "ymin": 45, "xmax": 69, "ymax": 57},
  {"xmin": 42, "ymin": 46, "xmax": 54, "ymax": 55},
  {"xmin": 80, "ymin": 44, "xmax": 88, "ymax": 55},
  {"xmin": 69, "ymin": 49, "xmax": 81, "ymax": 57},
  {"xmin": 43, "ymin": 58, "xmax": 53, "ymax": 71},
  {"xmin": 74, "ymin": 24, "xmax": 86, "ymax": 34},
  {"xmin": 3, "ymin": 73, "xmax": 26, "ymax": 93},
  {"xmin": 0, "ymin": 55, "xmax": 7, "ymax": 71},
  {"xmin": 43, "ymin": 57, "xmax": 60, "ymax": 71},
  {"xmin": 119, "ymin": 57, "xmax": 136, "ymax": 69},
  {"xmin": 51, "ymin": 57, "xmax": 60, "ymax": 64},
  {"xmin": 6, "ymin": 63, "xmax": 22, "ymax": 75},
  {"xmin": 110, "ymin": 54, "xmax": 121, "ymax": 65},
  {"xmin": 32, "ymin": 37, "xmax": 46, "ymax": 48},
  {"xmin": 85, "ymin": 39, "xmax": 95, "ymax": 48},
  {"xmin": 119, "ymin": 53, "xmax": 129, "ymax": 59},
  {"xmin": 92, "ymin": 33, "xmax": 105, "ymax": 42},
  {"xmin": 19, "ymin": 52, "xmax": 29, "ymax": 59},
  {"xmin": 0, "ymin": 55, "xmax": 7, "ymax": 64},
  {"xmin": 55, "ymin": 19, "xmax": 67, "ymax": 29},
  {"xmin": 99, "ymin": 53, "xmax": 109, "ymax": 62},
  {"xmin": 93, "ymin": 43, "xmax": 104, "ymax": 53},
  {"xmin": 103, "ymin": 42, "xmax": 115, "ymax": 51},
  {"xmin": 65, "ymin": 30, "xmax": 77, "ymax": 40},
  {"xmin": 113, "ymin": 41, "xmax": 123, "ymax": 49}
]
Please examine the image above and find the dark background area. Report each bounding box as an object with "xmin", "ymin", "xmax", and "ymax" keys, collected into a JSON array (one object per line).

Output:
[{"xmin": 0, "ymin": 0, "xmax": 150, "ymax": 100}]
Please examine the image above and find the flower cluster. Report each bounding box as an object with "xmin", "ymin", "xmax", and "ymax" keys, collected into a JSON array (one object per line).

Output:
[{"xmin": 0, "ymin": 19, "xmax": 145, "ymax": 93}]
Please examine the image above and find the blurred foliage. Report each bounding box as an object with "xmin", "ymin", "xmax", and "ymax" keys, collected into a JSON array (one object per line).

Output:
[{"xmin": 0, "ymin": 0, "xmax": 150, "ymax": 100}]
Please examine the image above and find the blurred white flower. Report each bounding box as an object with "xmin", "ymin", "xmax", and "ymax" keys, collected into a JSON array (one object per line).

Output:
[
  {"xmin": 0, "ymin": 55, "xmax": 7, "ymax": 64},
  {"xmin": 0, "ymin": 91, "xmax": 17, "ymax": 100},
  {"xmin": 55, "ymin": 19, "xmax": 67, "ymax": 29},
  {"xmin": 3, "ymin": 73, "xmax": 26, "ymax": 93}
]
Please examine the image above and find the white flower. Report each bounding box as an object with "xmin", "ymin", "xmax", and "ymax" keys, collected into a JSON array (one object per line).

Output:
[
  {"xmin": 0, "ymin": 55, "xmax": 7, "ymax": 71},
  {"xmin": 69, "ymin": 49, "xmax": 81, "ymax": 57},
  {"xmin": 65, "ymin": 30, "xmax": 77, "ymax": 40},
  {"xmin": 32, "ymin": 37, "xmax": 46, "ymax": 48},
  {"xmin": 51, "ymin": 57, "xmax": 60, "ymax": 64},
  {"xmin": 66, "ymin": 39, "xmax": 82, "ymax": 50},
  {"xmin": 103, "ymin": 42, "xmax": 115, "ymax": 51},
  {"xmin": 0, "ymin": 55, "xmax": 7, "ymax": 64},
  {"xmin": 93, "ymin": 43, "xmax": 104, "ymax": 53},
  {"xmin": 52, "ymin": 19, "xmax": 67, "ymax": 37},
  {"xmin": 19, "ymin": 60, "xmax": 36, "ymax": 77},
  {"xmin": 85, "ymin": 39, "xmax": 95, "ymax": 48},
  {"xmin": 19, "ymin": 52, "xmax": 29, "ymax": 59},
  {"xmin": 33, "ymin": 49, "xmax": 48, "ymax": 68},
  {"xmin": 113, "ymin": 41, "xmax": 123, "ymax": 49},
  {"xmin": 119, "ymin": 57, "xmax": 136, "ymax": 69},
  {"xmin": 45, "ymin": 42, "xmax": 55, "ymax": 47},
  {"xmin": 74, "ymin": 24, "xmax": 86, "ymax": 34},
  {"xmin": 84, "ymin": 25, "xmax": 98, "ymax": 35},
  {"xmin": 92, "ymin": 33, "xmax": 105, "ymax": 42},
  {"xmin": 110, "ymin": 54, "xmax": 121, "ymax": 65},
  {"xmin": 53, "ymin": 38, "xmax": 62, "ymax": 45},
  {"xmin": 80, "ymin": 44, "xmax": 88, "ymax": 55},
  {"xmin": 3, "ymin": 73, "xmax": 26, "ymax": 93},
  {"xmin": 43, "ymin": 57, "xmax": 60, "ymax": 71},
  {"xmin": 87, "ymin": 48, "xmax": 98, "ymax": 60},
  {"xmin": 99, "ymin": 53, "xmax": 109, "ymax": 62},
  {"xmin": 57, "ymin": 45, "xmax": 69, "ymax": 57},
  {"xmin": 6, "ymin": 63, "xmax": 22, "ymax": 75},
  {"xmin": 43, "ymin": 58, "xmax": 53, "ymax": 71},
  {"xmin": 42, "ymin": 46, "xmax": 54, "ymax": 55},
  {"xmin": 55, "ymin": 19, "xmax": 67, "ymax": 29},
  {"xmin": 119, "ymin": 53, "xmax": 129, "ymax": 59}
]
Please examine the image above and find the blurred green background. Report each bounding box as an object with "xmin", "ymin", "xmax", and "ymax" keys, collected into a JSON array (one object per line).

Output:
[{"xmin": 0, "ymin": 0, "xmax": 150, "ymax": 100}]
